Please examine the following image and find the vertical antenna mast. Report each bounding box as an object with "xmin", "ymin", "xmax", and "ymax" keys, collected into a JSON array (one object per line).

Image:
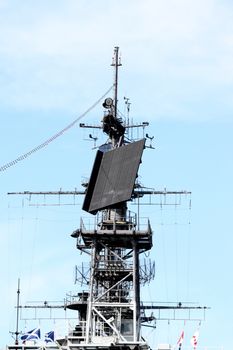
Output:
[
  {"xmin": 111, "ymin": 46, "xmax": 122, "ymax": 119},
  {"xmin": 15, "ymin": 279, "xmax": 20, "ymax": 345}
]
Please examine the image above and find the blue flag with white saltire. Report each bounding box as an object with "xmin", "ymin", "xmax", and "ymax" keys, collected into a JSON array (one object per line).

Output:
[
  {"xmin": 45, "ymin": 331, "xmax": 55, "ymax": 343},
  {"xmin": 21, "ymin": 328, "xmax": 41, "ymax": 341}
]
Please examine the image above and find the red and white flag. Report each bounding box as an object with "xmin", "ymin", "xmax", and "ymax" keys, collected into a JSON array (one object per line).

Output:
[
  {"xmin": 190, "ymin": 330, "xmax": 199, "ymax": 349},
  {"xmin": 177, "ymin": 330, "xmax": 184, "ymax": 348}
]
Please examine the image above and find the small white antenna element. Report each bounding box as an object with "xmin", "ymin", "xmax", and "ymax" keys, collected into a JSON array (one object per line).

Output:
[{"xmin": 124, "ymin": 96, "xmax": 131, "ymax": 128}]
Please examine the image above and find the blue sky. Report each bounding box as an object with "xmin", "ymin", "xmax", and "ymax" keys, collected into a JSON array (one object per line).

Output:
[{"xmin": 0, "ymin": 0, "xmax": 233, "ymax": 349}]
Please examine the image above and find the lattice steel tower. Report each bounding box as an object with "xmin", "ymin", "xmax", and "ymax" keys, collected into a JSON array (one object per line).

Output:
[{"xmin": 66, "ymin": 47, "xmax": 153, "ymax": 350}]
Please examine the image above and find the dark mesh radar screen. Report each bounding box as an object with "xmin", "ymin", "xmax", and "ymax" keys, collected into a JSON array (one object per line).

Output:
[{"xmin": 82, "ymin": 139, "xmax": 145, "ymax": 214}]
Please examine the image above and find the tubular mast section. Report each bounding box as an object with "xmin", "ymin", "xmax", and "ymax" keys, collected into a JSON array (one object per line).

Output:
[{"xmin": 111, "ymin": 46, "xmax": 122, "ymax": 119}]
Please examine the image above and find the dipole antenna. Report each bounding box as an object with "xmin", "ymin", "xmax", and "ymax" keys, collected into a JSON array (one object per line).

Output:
[
  {"xmin": 15, "ymin": 278, "xmax": 20, "ymax": 345},
  {"xmin": 111, "ymin": 46, "xmax": 122, "ymax": 118}
]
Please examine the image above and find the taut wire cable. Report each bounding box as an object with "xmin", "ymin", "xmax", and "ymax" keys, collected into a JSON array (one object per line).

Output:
[{"xmin": 0, "ymin": 85, "xmax": 113, "ymax": 172}]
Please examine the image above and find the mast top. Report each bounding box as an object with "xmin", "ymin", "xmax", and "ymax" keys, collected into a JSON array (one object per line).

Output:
[{"xmin": 111, "ymin": 46, "xmax": 122, "ymax": 120}]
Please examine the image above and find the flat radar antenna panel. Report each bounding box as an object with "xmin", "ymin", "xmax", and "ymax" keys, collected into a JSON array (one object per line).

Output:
[{"xmin": 82, "ymin": 139, "xmax": 145, "ymax": 214}]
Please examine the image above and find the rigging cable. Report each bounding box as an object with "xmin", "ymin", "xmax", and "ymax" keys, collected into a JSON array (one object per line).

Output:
[{"xmin": 0, "ymin": 85, "xmax": 113, "ymax": 172}]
